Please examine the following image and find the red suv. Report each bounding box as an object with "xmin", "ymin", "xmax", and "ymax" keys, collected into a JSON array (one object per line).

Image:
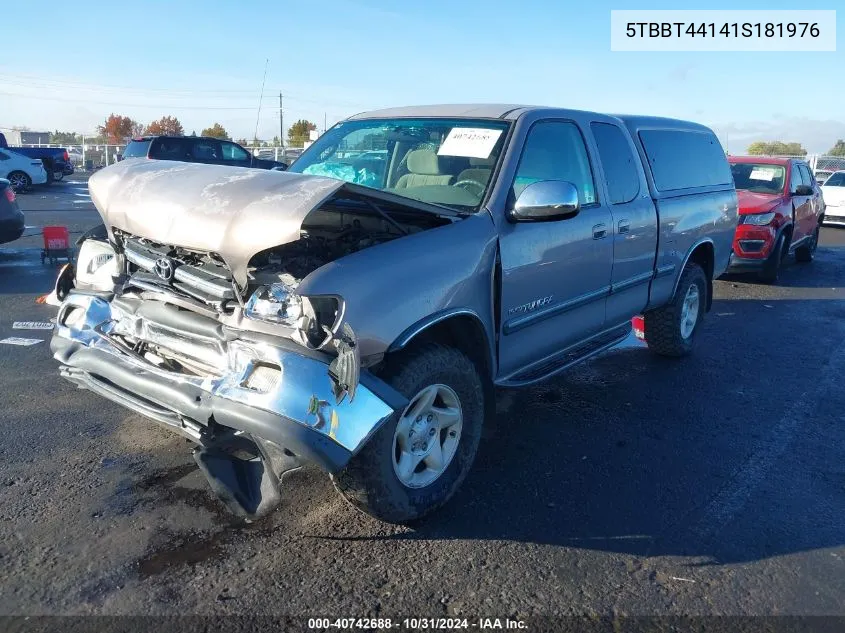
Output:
[{"xmin": 726, "ymin": 156, "xmax": 824, "ymax": 283}]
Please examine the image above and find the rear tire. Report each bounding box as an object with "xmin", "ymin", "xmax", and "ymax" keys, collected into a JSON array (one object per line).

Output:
[
  {"xmin": 7, "ymin": 171, "xmax": 31, "ymax": 192},
  {"xmin": 795, "ymin": 226, "xmax": 819, "ymax": 263},
  {"xmin": 644, "ymin": 262, "xmax": 707, "ymax": 358},
  {"xmin": 331, "ymin": 343, "xmax": 484, "ymax": 524}
]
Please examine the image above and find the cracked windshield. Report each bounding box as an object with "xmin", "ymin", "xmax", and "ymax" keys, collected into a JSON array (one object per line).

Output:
[{"xmin": 288, "ymin": 118, "xmax": 509, "ymax": 211}]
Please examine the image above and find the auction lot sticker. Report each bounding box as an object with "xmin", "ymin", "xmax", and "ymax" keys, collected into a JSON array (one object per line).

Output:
[
  {"xmin": 438, "ymin": 128, "xmax": 503, "ymax": 159},
  {"xmin": 611, "ymin": 10, "xmax": 836, "ymax": 51},
  {"xmin": 0, "ymin": 337, "xmax": 43, "ymax": 346}
]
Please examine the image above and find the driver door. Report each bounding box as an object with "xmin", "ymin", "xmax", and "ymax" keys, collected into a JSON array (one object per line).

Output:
[{"xmin": 496, "ymin": 119, "xmax": 613, "ymax": 379}]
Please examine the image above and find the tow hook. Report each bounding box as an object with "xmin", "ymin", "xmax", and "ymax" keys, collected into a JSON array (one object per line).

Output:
[{"xmin": 193, "ymin": 433, "xmax": 302, "ymax": 521}]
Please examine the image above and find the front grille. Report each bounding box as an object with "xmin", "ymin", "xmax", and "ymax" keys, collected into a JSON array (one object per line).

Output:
[{"xmin": 121, "ymin": 235, "xmax": 236, "ymax": 310}]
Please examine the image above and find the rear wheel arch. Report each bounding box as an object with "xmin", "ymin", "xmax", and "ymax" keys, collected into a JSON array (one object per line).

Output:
[{"xmin": 676, "ymin": 241, "xmax": 714, "ymax": 311}]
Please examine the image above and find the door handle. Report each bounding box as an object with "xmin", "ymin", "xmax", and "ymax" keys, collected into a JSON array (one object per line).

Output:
[
  {"xmin": 618, "ymin": 219, "xmax": 630, "ymax": 234},
  {"xmin": 592, "ymin": 224, "xmax": 607, "ymax": 239}
]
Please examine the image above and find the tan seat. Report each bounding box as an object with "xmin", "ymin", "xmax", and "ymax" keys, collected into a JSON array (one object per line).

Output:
[
  {"xmin": 395, "ymin": 149, "xmax": 454, "ymax": 189},
  {"xmin": 456, "ymin": 157, "xmax": 494, "ymax": 186}
]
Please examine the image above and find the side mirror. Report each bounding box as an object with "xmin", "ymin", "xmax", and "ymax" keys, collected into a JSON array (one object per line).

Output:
[
  {"xmin": 509, "ymin": 180, "xmax": 581, "ymax": 222},
  {"xmin": 793, "ymin": 184, "xmax": 813, "ymax": 196}
]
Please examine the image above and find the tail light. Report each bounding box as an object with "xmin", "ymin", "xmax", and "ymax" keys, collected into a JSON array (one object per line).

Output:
[
  {"xmin": 632, "ymin": 315, "xmax": 646, "ymax": 341},
  {"xmin": 4, "ymin": 186, "xmax": 15, "ymax": 203},
  {"xmin": 63, "ymin": 150, "xmax": 69, "ymax": 161}
]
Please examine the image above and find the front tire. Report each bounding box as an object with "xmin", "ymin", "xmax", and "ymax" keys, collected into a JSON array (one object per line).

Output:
[
  {"xmin": 332, "ymin": 344, "xmax": 484, "ymax": 523},
  {"xmin": 759, "ymin": 234, "xmax": 787, "ymax": 283},
  {"xmin": 644, "ymin": 262, "xmax": 707, "ymax": 358}
]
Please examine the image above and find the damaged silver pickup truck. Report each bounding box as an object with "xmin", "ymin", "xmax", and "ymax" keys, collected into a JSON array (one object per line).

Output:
[{"xmin": 51, "ymin": 105, "xmax": 737, "ymax": 523}]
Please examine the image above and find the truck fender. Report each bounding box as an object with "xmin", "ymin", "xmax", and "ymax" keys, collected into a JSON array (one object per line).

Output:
[
  {"xmin": 670, "ymin": 238, "xmax": 715, "ymax": 310},
  {"xmin": 387, "ymin": 307, "xmax": 496, "ymax": 381}
]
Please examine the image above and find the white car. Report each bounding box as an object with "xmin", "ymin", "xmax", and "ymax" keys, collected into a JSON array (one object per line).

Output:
[
  {"xmin": 0, "ymin": 148, "xmax": 48, "ymax": 191},
  {"xmin": 821, "ymin": 171, "xmax": 845, "ymax": 226},
  {"xmin": 815, "ymin": 169, "xmax": 834, "ymax": 185}
]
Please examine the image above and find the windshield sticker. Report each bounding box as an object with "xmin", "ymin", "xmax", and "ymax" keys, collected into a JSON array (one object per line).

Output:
[
  {"xmin": 438, "ymin": 128, "xmax": 503, "ymax": 159},
  {"xmin": 749, "ymin": 168, "xmax": 777, "ymax": 181}
]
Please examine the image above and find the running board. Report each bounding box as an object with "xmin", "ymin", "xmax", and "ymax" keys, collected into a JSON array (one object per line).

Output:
[{"xmin": 498, "ymin": 323, "xmax": 632, "ymax": 387}]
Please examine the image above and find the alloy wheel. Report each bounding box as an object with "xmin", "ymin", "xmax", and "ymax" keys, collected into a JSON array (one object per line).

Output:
[{"xmin": 392, "ymin": 384, "xmax": 463, "ymax": 489}]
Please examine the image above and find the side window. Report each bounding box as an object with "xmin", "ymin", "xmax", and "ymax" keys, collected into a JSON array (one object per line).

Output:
[
  {"xmin": 151, "ymin": 138, "xmax": 189, "ymax": 160},
  {"xmin": 789, "ymin": 164, "xmax": 803, "ymax": 193},
  {"xmin": 191, "ymin": 140, "xmax": 221, "ymax": 160},
  {"xmin": 222, "ymin": 142, "xmax": 249, "ymax": 161},
  {"xmin": 798, "ymin": 164, "xmax": 814, "ymax": 188},
  {"xmin": 638, "ymin": 129, "xmax": 732, "ymax": 191},
  {"xmin": 590, "ymin": 122, "xmax": 639, "ymax": 204},
  {"xmin": 512, "ymin": 121, "xmax": 596, "ymax": 205}
]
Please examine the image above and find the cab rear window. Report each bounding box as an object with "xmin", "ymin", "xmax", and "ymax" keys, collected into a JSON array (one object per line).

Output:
[
  {"xmin": 123, "ymin": 140, "xmax": 152, "ymax": 159},
  {"xmin": 638, "ymin": 129, "xmax": 732, "ymax": 192}
]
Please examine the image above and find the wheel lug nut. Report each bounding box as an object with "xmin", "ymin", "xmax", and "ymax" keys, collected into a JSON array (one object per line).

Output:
[
  {"xmin": 422, "ymin": 443, "xmax": 428, "ymax": 451},
  {"xmin": 416, "ymin": 416, "xmax": 422, "ymax": 422},
  {"xmin": 426, "ymin": 414, "xmax": 433, "ymax": 422},
  {"xmin": 429, "ymin": 428, "xmax": 436, "ymax": 436}
]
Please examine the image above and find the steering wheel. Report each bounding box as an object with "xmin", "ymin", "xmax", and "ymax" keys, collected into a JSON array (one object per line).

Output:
[{"xmin": 454, "ymin": 180, "xmax": 486, "ymax": 197}]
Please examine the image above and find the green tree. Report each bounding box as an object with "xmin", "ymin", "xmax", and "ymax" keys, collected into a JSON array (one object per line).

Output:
[
  {"xmin": 49, "ymin": 130, "xmax": 82, "ymax": 145},
  {"xmin": 145, "ymin": 115, "xmax": 184, "ymax": 136},
  {"xmin": 746, "ymin": 141, "xmax": 807, "ymax": 157},
  {"xmin": 98, "ymin": 113, "xmax": 141, "ymax": 144},
  {"xmin": 235, "ymin": 138, "xmax": 249, "ymax": 146},
  {"xmin": 826, "ymin": 140, "xmax": 845, "ymax": 157},
  {"xmin": 201, "ymin": 123, "xmax": 230, "ymax": 140},
  {"xmin": 287, "ymin": 119, "xmax": 317, "ymax": 147}
]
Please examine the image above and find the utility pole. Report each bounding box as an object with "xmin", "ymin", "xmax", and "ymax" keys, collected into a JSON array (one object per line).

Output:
[
  {"xmin": 279, "ymin": 93, "xmax": 284, "ymax": 149},
  {"xmin": 324, "ymin": 112, "xmax": 327, "ymax": 134}
]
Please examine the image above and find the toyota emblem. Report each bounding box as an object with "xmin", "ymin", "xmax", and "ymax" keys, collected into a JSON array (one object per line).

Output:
[{"xmin": 153, "ymin": 257, "xmax": 175, "ymax": 282}]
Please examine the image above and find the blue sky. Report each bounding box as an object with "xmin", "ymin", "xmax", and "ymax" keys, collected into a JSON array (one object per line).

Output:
[{"xmin": 1, "ymin": 0, "xmax": 842, "ymax": 151}]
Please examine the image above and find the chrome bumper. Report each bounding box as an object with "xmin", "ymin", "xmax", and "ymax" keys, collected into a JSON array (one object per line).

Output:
[{"xmin": 51, "ymin": 293, "xmax": 404, "ymax": 472}]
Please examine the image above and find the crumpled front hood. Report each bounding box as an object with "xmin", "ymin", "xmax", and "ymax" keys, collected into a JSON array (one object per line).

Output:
[
  {"xmin": 88, "ymin": 160, "xmax": 344, "ymax": 287},
  {"xmin": 737, "ymin": 190, "xmax": 782, "ymax": 215}
]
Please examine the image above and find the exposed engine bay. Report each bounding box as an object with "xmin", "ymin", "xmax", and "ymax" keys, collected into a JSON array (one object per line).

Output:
[{"xmin": 247, "ymin": 201, "xmax": 450, "ymax": 288}]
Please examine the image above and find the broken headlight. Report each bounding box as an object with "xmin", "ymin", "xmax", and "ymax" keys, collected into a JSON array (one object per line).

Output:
[
  {"xmin": 244, "ymin": 282, "xmax": 305, "ymax": 328},
  {"xmin": 75, "ymin": 239, "xmax": 119, "ymax": 291},
  {"xmin": 245, "ymin": 281, "xmax": 343, "ymax": 349}
]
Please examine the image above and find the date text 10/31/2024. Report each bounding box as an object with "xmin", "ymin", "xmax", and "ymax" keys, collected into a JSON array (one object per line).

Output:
[{"xmin": 307, "ymin": 617, "xmax": 528, "ymax": 630}]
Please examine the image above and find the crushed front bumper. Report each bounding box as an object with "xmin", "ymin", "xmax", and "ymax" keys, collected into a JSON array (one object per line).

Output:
[{"xmin": 51, "ymin": 293, "xmax": 405, "ymax": 474}]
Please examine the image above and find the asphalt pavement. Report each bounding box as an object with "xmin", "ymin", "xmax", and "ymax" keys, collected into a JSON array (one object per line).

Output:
[{"xmin": 1, "ymin": 179, "xmax": 844, "ymax": 621}]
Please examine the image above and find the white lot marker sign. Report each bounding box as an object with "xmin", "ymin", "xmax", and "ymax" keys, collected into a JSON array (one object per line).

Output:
[
  {"xmin": 13, "ymin": 322, "xmax": 55, "ymax": 330},
  {"xmin": 0, "ymin": 337, "xmax": 43, "ymax": 346}
]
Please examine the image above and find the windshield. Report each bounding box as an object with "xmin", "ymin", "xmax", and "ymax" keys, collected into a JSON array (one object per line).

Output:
[
  {"xmin": 730, "ymin": 162, "xmax": 786, "ymax": 194},
  {"xmin": 823, "ymin": 172, "xmax": 845, "ymax": 187},
  {"xmin": 288, "ymin": 118, "xmax": 510, "ymax": 212},
  {"xmin": 123, "ymin": 139, "xmax": 151, "ymax": 159}
]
